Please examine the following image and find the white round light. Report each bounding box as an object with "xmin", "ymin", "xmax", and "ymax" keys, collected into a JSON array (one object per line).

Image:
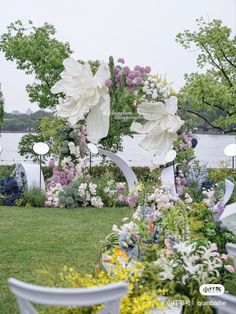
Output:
[
  {"xmin": 33, "ymin": 142, "xmax": 49, "ymax": 155},
  {"xmin": 165, "ymin": 149, "xmax": 177, "ymax": 163},
  {"xmin": 224, "ymin": 144, "xmax": 236, "ymax": 157},
  {"xmin": 0, "ymin": 146, "xmax": 3, "ymax": 153},
  {"xmin": 87, "ymin": 143, "xmax": 98, "ymax": 154}
]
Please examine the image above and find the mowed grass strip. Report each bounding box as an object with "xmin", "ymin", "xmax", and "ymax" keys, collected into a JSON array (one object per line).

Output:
[{"xmin": 0, "ymin": 206, "xmax": 133, "ymax": 313}]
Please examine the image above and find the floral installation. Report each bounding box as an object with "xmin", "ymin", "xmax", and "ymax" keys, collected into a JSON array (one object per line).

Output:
[
  {"xmin": 58, "ymin": 179, "xmax": 104, "ymax": 208},
  {"xmin": 45, "ymin": 183, "xmax": 64, "ymax": 208},
  {"xmin": 51, "ymin": 58, "xmax": 111, "ymax": 144},
  {"xmin": 131, "ymin": 96, "xmax": 184, "ymax": 168},
  {"xmin": 141, "ymin": 75, "xmax": 171, "ymax": 102}
]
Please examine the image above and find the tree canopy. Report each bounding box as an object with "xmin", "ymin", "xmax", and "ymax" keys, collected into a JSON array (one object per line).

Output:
[
  {"xmin": 0, "ymin": 20, "xmax": 72, "ymax": 109},
  {"xmin": 177, "ymin": 18, "xmax": 236, "ymax": 133}
]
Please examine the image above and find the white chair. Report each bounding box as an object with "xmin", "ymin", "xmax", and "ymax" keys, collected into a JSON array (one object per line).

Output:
[{"xmin": 8, "ymin": 278, "xmax": 128, "ymax": 314}]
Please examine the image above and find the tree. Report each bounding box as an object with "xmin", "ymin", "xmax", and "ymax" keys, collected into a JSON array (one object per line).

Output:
[
  {"xmin": 0, "ymin": 84, "xmax": 4, "ymax": 125},
  {"xmin": 176, "ymin": 18, "xmax": 236, "ymax": 133},
  {"xmin": 0, "ymin": 20, "xmax": 72, "ymax": 109}
]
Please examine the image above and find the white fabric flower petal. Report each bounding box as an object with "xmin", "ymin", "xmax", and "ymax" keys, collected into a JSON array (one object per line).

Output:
[
  {"xmin": 131, "ymin": 97, "xmax": 184, "ymax": 167},
  {"xmin": 86, "ymin": 94, "xmax": 110, "ymax": 143},
  {"xmin": 51, "ymin": 58, "xmax": 111, "ymax": 143}
]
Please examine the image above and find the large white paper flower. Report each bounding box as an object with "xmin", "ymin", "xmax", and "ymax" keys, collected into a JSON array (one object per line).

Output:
[
  {"xmin": 51, "ymin": 58, "xmax": 110, "ymax": 144},
  {"xmin": 130, "ymin": 96, "xmax": 184, "ymax": 168}
]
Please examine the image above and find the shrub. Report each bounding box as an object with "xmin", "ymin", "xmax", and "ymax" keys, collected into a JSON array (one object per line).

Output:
[
  {"xmin": 0, "ymin": 177, "xmax": 22, "ymax": 205},
  {"xmin": 17, "ymin": 188, "xmax": 46, "ymax": 207},
  {"xmin": 208, "ymin": 168, "xmax": 236, "ymax": 183},
  {"xmin": 0, "ymin": 165, "xmax": 15, "ymax": 180}
]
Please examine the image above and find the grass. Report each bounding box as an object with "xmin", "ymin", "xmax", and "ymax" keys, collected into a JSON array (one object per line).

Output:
[{"xmin": 0, "ymin": 206, "xmax": 133, "ymax": 313}]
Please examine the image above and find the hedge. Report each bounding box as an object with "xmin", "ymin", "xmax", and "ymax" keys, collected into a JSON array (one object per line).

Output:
[{"xmin": 0, "ymin": 165, "xmax": 235, "ymax": 184}]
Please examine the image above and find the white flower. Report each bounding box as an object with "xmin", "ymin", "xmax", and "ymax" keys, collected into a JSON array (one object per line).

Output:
[
  {"xmin": 91, "ymin": 196, "xmax": 103, "ymax": 208},
  {"xmin": 159, "ymin": 262, "xmax": 175, "ymax": 280},
  {"xmin": 78, "ymin": 183, "xmax": 87, "ymax": 196},
  {"xmin": 51, "ymin": 58, "xmax": 111, "ymax": 144},
  {"xmin": 89, "ymin": 183, "xmax": 97, "ymax": 195},
  {"xmin": 61, "ymin": 156, "xmax": 72, "ymax": 168},
  {"xmin": 130, "ymin": 96, "xmax": 184, "ymax": 168},
  {"xmin": 174, "ymin": 241, "xmax": 197, "ymax": 256}
]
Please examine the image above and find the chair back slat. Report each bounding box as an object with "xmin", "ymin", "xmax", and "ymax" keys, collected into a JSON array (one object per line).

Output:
[{"xmin": 8, "ymin": 278, "xmax": 128, "ymax": 314}]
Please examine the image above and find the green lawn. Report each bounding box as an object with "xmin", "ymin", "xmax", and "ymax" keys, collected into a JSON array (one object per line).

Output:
[{"xmin": 0, "ymin": 206, "xmax": 133, "ymax": 313}]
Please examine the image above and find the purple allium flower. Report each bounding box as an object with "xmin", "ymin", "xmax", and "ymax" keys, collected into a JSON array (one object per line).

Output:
[
  {"xmin": 126, "ymin": 78, "xmax": 133, "ymax": 86},
  {"xmin": 145, "ymin": 66, "xmax": 151, "ymax": 73},
  {"xmin": 105, "ymin": 79, "xmax": 112, "ymax": 88},
  {"xmin": 139, "ymin": 67, "xmax": 145, "ymax": 73},
  {"xmin": 117, "ymin": 58, "xmax": 125, "ymax": 64},
  {"xmin": 134, "ymin": 70, "xmax": 141, "ymax": 77},
  {"xmin": 128, "ymin": 72, "xmax": 136, "ymax": 79},
  {"xmin": 134, "ymin": 77, "xmax": 143, "ymax": 85},
  {"xmin": 53, "ymin": 175, "xmax": 61, "ymax": 183},
  {"xmin": 123, "ymin": 66, "xmax": 130, "ymax": 73},
  {"xmin": 134, "ymin": 65, "xmax": 140, "ymax": 71}
]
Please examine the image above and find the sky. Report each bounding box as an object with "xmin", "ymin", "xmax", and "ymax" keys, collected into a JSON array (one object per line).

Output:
[{"xmin": 0, "ymin": 0, "xmax": 235, "ymax": 113}]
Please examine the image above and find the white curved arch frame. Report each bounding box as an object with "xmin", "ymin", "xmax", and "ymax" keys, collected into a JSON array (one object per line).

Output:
[
  {"xmin": 15, "ymin": 163, "xmax": 46, "ymax": 191},
  {"xmin": 160, "ymin": 165, "xmax": 178, "ymax": 198},
  {"xmin": 98, "ymin": 148, "xmax": 138, "ymax": 191}
]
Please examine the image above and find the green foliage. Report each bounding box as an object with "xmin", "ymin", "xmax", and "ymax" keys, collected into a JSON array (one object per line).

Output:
[
  {"xmin": 188, "ymin": 202, "xmax": 236, "ymax": 251},
  {"xmin": 91, "ymin": 165, "xmax": 159, "ymax": 182},
  {"xmin": 18, "ymin": 132, "xmax": 50, "ymax": 162},
  {"xmin": 17, "ymin": 188, "xmax": 46, "ymax": 207},
  {"xmin": 0, "ymin": 165, "xmax": 14, "ymax": 179},
  {"xmin": 177, "ymin": 18, "xmax": 236, "ymax": 133},
  {"xmin": 2, "ymin": 110, "xmax": 52, "ymax": 132},
  {"xmin": 0, "ymin": 20, "xmax": 72, "ymax": 109},
  {"xmin": 208, "ymin": 168, "xmax": 236, "ymax": 182}
]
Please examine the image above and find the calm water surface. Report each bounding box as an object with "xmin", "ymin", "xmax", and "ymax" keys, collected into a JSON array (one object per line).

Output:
[{"xmin": 0, "ymin": 133, "xmax": 235, "ymax": 167}]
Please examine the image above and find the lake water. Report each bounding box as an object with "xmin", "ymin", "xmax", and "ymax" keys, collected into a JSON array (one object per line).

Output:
[{"xmin": 0, "ymin": 133, "xmax": 235, "ymax": 168}]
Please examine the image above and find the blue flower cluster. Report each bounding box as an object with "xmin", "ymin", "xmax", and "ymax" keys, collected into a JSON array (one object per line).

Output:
[{"xmin": 0, "ymin": 177, "xmax": 22, "ymax": 206}]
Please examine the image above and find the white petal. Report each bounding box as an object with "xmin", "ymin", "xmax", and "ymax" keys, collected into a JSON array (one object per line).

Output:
[
  {"xmin": 86, "ymin": 94, "xmax": 110, "ymax": 143},
  {"xmin": 165, "ymin": 96, "xmax": 178, "ymax": 114},
  {"xmin": 130, "ymin": 121, "xmax": 156, "ymax": 134},
  {"xmin": 94, "ymin": 62, "xmax": 110, "ymax": 86},
  {"xmin": 137, "ymin": 102, "xmax": 166, "ymax": 120}
]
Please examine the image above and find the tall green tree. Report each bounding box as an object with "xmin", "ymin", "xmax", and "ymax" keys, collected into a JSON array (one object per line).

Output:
[
  {"xmin": 177, "ymin": 18, "xmax": 236, "ymax": 133},
  {"xmin": 0, "ymin": 20, "xmax": 72, "ymax": 109}
]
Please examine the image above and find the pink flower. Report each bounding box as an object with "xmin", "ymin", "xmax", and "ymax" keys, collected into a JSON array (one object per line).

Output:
[
  {"xmin": 145, "ymin": 66, "xmax": 151, "ymax": 73},
  {"xmin": 224, "ymin": 265, "xmax": 235, "ymax": 273},
  {"xmin": 210, "ymin": 243, "xmax": 218, "ymax": 251},
  {"xmin": 221, "ymin": 254, "xmax": 233, "ymax": 260}
]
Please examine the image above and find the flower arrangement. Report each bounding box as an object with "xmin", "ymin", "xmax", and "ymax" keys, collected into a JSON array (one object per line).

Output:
[
  {"xmin": 58, "ymin": 179, "xmax": 104, "ymax": 208},
  {"xmin": 0, "ymin": 177, "xmax": 22, "ymax": 206}
]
